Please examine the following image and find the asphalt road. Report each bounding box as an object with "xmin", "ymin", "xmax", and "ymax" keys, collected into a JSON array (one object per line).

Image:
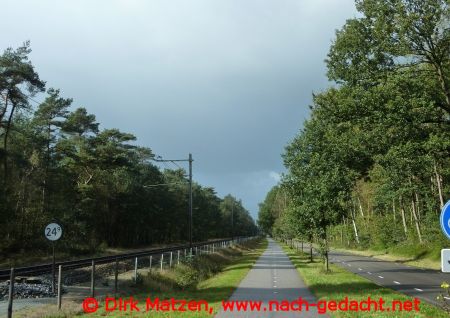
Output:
[
  {"xmin": 322, "ymin": 247, "xmax": 450, "ymax": 307},
  {"xmin": 216, "ymin": 238, "xmax": 325, "ymax": 317}
]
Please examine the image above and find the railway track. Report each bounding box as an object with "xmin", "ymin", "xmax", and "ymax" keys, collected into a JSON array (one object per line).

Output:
[{"xmin": 0, "ymin": 237, "xmax": 244, "ymax": 280}]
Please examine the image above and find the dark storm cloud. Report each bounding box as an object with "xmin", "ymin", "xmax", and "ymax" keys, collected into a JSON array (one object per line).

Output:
[{"xmin": 0, "ymin": 0, "xmax": 357, "ymax": 218}]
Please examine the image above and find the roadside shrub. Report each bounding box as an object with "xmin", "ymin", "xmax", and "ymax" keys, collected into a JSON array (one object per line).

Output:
[
  {"xmin": 142, "ymin": 240, "xmax": 257, "ymax": 292},
  {"xmin": 173, "ymin": 263, "xmax": 199, "ymax": 289}
]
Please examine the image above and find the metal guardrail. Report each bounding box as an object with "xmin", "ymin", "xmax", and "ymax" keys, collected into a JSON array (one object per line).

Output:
[
  {"xmin": 0, "ymin": 237, "xmax": 251, "ymax": 280},
  {"xmin": 3, "ymin": 236, "xmax": 259, "ymax": 318}
]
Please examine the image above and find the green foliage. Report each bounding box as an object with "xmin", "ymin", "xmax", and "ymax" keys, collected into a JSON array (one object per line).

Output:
[
  {"xmin": 0, "ymin": 43, "xmax": 257, "ymax": 259},
  {"xmin": 173, "ymin": 263, "xmax": 200, "ymax": 289},
  {"xmin": 260, "ymin": 0, "xmax": 450, "ymax": 263},
  {"xmin": 144, "ymin": 241, "xmax": 255, "ymax": 292}
]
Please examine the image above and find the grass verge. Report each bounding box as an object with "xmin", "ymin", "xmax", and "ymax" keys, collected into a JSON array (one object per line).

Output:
[
  {"xmin": 18, "ymin": 238, "xmax": 267, "ymax": 318},
  {"xmin": 309, "ymin": 241, "xmax": 441, "ymax": 270},
  {"xmin": 329, "ymin": 245, "xmax": 441, "ymax": 270},
  {"xmin": 282, "ymin": 243, "xmax": 448, "ymax": 317}
]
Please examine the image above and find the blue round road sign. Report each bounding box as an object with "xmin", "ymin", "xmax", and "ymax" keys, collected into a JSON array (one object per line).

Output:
[{"xmin": 440, "ymin": 201, "xmax": 450, "ymax": 240}]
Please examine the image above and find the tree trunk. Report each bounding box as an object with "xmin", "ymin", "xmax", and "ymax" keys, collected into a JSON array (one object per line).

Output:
[
  {"xmin": 344, "ymin": 217, "xmax": 350, "ymax": 246},
  {"xmin": 309, "ymin": 241, "xmax": 313, "ymax": 262},
  {"xmin": 411, "ymin": 196, "xmax": 423, "ymax": 243},
  {"xmin": 324, "ymin": 234, "xmax": 329, "ymax": 272},
  {"xmin": 351, "ymin": 207, "xmax": 360, "ymax": 244},
  {"xmin": 3, "ymin": 103, "xmax": 16, "ymax": 181},
  {"xmin": 0, "ymin": 93, "xmax": 8, "ymax": 128},
  {"xmin": 434, "ymin": 163, "xmax": 444, "ymax": 209},
  {"xmin": 433, "ymin": 62, "xmax": 450, "ymax": 114},
  {"xmin": 415, "ymin": 192, "xmax": 421, "ymax": 221},
  {"xmin": 357, "ymin": 196, "xmax": 364, "ymax": 217},
  {"xmin": 41, "ymin": 123, "xmax": 52, "ymax": 214},
  {"xmin": 400, "ymin": 196, "xmax": 408, "ymax": 236},
  {"xmin": 392, "ymin": 198, "xmax": 396, "ymax": 221}
]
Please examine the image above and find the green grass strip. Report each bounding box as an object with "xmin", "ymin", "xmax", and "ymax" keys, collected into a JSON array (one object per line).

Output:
[
  {"xmin": 66, "ymin": 239, "xmax": 268, "ymax": 318},
  {"xmin": 281, "ymin": 243, "xmax": 448, "ymax": 318}
]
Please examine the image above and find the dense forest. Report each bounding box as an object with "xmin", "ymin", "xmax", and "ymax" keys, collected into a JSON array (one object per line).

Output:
[
  {"xmin": 0, "ymin": 42, "xmax": 256, "ymax": 257},
  {"xmin": 259, "ymin": 0, "xmax": 449, "ymax": 267}
]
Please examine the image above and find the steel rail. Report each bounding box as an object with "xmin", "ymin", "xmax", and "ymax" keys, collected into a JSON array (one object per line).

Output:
[{"xmin": 0, "ymin": 237, "xmax": 250, "ymax": 280}]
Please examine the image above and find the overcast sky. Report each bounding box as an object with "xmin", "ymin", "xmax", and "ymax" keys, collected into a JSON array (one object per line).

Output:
[{"xmin": 1, "ymin": 0, "xmax": 357, "ymax": 219}]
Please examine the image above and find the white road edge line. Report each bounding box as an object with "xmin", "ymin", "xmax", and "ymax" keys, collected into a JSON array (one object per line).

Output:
[{"xmin": 414, "ymin": 288, "xmax": 423, "ymax": 292}]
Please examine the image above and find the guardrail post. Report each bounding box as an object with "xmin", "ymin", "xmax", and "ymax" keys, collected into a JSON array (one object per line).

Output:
[
  {"xmin": 149, "ymin": 255, "xmax": 152, "ymax": 270},
  {"xmin": 90, "ymin": 260, "xmax": 95, "ymax": 297},
  {"xmin": 114, "ymin": 259, "xmax": 118, "ymax": 296},
  {"xmin": 169, "ymin": 252, "xmax": 173, "ymax": 268},
  {"xmin": 160, "ymin": 254, "xmax": 164, "ymax": 271},
  {"xmin": 213, "ymin": 244, "xmax": 215, "ymax": 253},
  {"xmin": 134, "ymin": 257, "xmax": 138, "ymax": 282},
  {"xmin": 7, "ymin": 267, "xmax": 14, "ymax": 318},
  {"xmin": 57, "ymin": 265, "xmax": 62, "ymax": 310},
  {"xmin": 177, "ymin": 250, "xmax": 180, "ymax": 265}
]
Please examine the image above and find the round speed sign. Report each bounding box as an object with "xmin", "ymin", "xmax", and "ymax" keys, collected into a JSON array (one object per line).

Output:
[{"xmin": 45, "ymin": 223, "xmax": 62, "ymax": 241}]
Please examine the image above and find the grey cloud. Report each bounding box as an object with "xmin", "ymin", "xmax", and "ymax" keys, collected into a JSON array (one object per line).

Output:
[{"xmin": 1, "ymin": 0, "xmax": 357, "ymax": 217}]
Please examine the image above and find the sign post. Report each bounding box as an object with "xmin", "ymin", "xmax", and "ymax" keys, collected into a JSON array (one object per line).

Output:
[
  {"xmin": 45, "ymin": 222, "xmax": 63, "ymax": 293},
  {"xmin": 440, "ymin": 201, "xmax": 450, "ymax": 272}
]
